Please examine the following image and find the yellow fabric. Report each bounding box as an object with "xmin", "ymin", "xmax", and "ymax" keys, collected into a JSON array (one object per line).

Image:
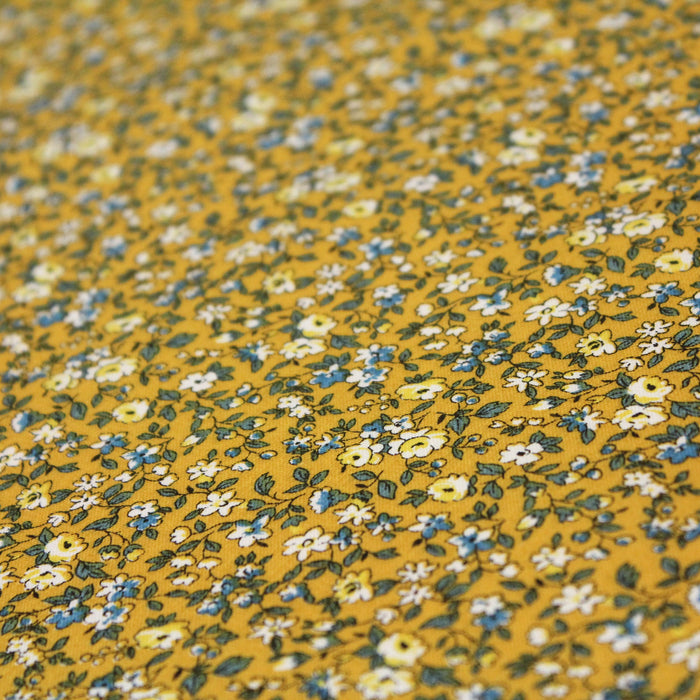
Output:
[{"xmin": 1, "ymin": 0, "xmax": 700, "ymax": 698}]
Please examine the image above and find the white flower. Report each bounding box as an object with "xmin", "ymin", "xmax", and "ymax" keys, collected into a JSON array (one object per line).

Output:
[
  {"xmin": 396, "ymin": 561, "xmax": 435, "ymax": 583},
  {"xmin": 528, "ymin": 627, "xmax": 549, "ymax": 646},
  {"xmin": 196, "ymin": 491, "xmax": 242, "ymax": 517},
  {"xmin": 179, "ymin": 371, "xmax": 218, "ymax": 393},
  {"xmin": 500, "ymin": 442, "xmax": 543, "ymax": 466},
  {"xmin": 525, "ymin": 297, "xmax": 571, "ymax": 325},
  {"xmin": 688, "ymin": 585, "xmax": 700, "ymax": 614},
  {"xmin": 597, "ymin": 613, "xmax": 648, "ymax": 652},
  {"xmin": 669, "ymin": 632, "xmax": 700, "ymax": 671},
  {"xmin": 283, "ymin": 527, "xmax": 332, "ymax": 561},
  {"xmin": 552, "ymin": 584, "xmax": 605, "ymax": 615}
]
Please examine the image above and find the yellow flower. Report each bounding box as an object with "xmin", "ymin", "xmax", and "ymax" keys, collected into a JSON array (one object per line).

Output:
[
  {"xmin": 333, "ymin": 569, "xmax": 373, "ymax": 604},
  {"xmin": 90, "ymin": 357, "xmax": 139, "ymax": 383},
  {"xmin": 319, "ymin": 171, "xmax": 362, "ymax": 193},
  {"xmin": 613, "ymin": 213, "xmax": 666, "ymax": 238},
  {"xmin": 427, "ymin": 474, "xmax": 469, "ymax": 502},
  {"xmin": 298, "ymin": 314, "xmax": 337, "ymax": 338},
  {"xmin": 612, "ymin": 405, "xmax": 667, "ymax": 430},
  {"xmin": 244, "ymin": 91, "xmax": 276, "ymax": 113},
  {"xmin": 90, "ymin": 164, "xmax": 122, "ymax": 183},
  {"xmin": 566, "ymin": 227, "xmax": 606, "ymax": 247},
  {"xmin": 377, "ymin": 633, "xmax": 426, "ymax": 667},
  {"xmin": 338, "ymin": 441, "xmax": 382, "ymax": 467},
  {"xmin": 342, "ymin": 199, "xmax": 378, "ymax": 217},
  {"xmin": 17, "ymin": 482, "xmax": 52, "ymax": 510},
  {"xmin": 100, "ymin": 547, "xmax": 120, "ymax": 561},
  {"xmin": 326, "ymin": 138, "xmax": 364, "ymax": 156},
  {"xmin": 414, "ymin": 228, "xmax": 434, "ymax": 241},
  {"xmin": 389, "ymin": 430, "xmax": 447, "ymax": 458},
  {"xmin": 654, "ymin": 248, "xmax": 694, "ymax": 273},
  {"xmin": 517, "ymin": 514, "xmax": 540, "ymax": 530},
  {"xmin": 263, "ymin": 270, "xmax": 295, "ymax": 295},
  {"xmin": 357, "ymin": 667, "xmax": 414, "ymax": 698},
  {"xmin": 182, "ymin": 434, "xmax": 204, "ymax": 447},
  {"xmin": 104, "ymin": 314, "xmax": 144, "ymax": 333},
  {"xmin": 31, "ymin": 261, "xmax": 64, "ymax": 282},
  {"xmin": 279, "ymin": 338, "xmax": 326, "ymax": 359},
  {"xmin": 480, "ymin": 650, "xmax": 498, "ymax": 667},
  {"xmin": 44, "ymin": 533, "xmax": 87, "ymax": 563},
  {"xmin": 510, "ymin": 127, "xmax": 547, "ymax": 146},
  {"xmin": 577, "ymin": 329, "xmax": 616, "ymax": 357},
  {"xmin": 112, "ymin": 399, "xmax": 150, "ymax": 423},
  {"xmin": 627, "ymin": 376, "xmax": 673, "ymax": 404},
  {"xmin": 11, "ymin": 226, "xmax": 38, "ymax": 248},
  {"xmin": 124, "ymin": 546, "xmax": 144, "ymax": 562},
  {"xmin": 396, "ymin": 382, "xmax": 444, "ymax": 400},
  {"xmin": 544, "ymin": 37, "xmax": 575, "ymax": 54},
  {"xmin": 615, "ymin": 176, "xmax": 657, "ymax": 193},
  {"xmin": 21, "ymin": 564, "xmax": 71, "ymax": 591},
  {"xmin": 276, "ymin": 185, "xmax": 308, "ymax": 203},
  {"xmin": 43, "ymin": 371, "xmax": 79, "ymax": 392},
  {"xmin": 135, "ymin": 622, "xmax": 188, "ymax": 650}
]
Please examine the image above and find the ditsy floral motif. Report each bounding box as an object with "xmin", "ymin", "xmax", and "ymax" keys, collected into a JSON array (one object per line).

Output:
[{"xmin": 0, "ymin": 0, "xmax": 700, "ymax": 699}]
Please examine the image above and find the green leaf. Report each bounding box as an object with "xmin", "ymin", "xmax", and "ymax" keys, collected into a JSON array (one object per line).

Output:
[
  {"xmin": 254, "ymin": 473, "xmax": 274, "ymax": 496},
  {"xmin": 475, "ymin": 401, "xmax": 509, "ymax": 418},
  {"xmin": 616, "ymin": 563, "xmax": 639, "ymax": 589},
  {"xmin": 70, "ymin": 402, "xmax": 87, "ymax": 420},
  {"xmin": 166, "ymin": 333, "xmax": 197, "ymax": 348},
  {"xmin": 214, "ymin": 656, "xmax": 252, "ymax": 676},
  {"xmin": 182, "ymin": 672, "xmax": 207, "ymax": 695},
  {"xmin": 607, "ymin": 256, "xmax": 625, "ymax": 272},
  {"xmin": 378, "ymin": 479, "xmax": 397, "ymax": 499}
]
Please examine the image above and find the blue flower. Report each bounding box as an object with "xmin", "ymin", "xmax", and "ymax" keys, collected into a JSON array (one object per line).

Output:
[
  {"xmin": 198, "ymin": 598, "xmax": 224, "ymax": 615},
  {"xmin": 128, "ymin": 512, "xmax": 161, "ymax": 531},
  {"xmin": 360, "ymin": 419, "xmax": 384, "ymax": 438},
  {"xmin": 329, "ymin": 227, "xmax": 361, "ymax": 247},
  {"xmin": 284, "ymin": 436, "xmax": 311, "ymax": 454},
  {"xmin": 121, "ymin": 444, "xmax": 158, "ymax": 469},
  {"xmin": 474, "ymin": 608, "xmax": 512, "ymax": 631},
  {"xmin": 279, "ymin": 584, "xmax": 305, "ymax": 602},
  {"xmin": 310, "ymin": 365, "xmax": 348, "ymax": 388},
  {"xmin": 316, "ymin": 434, "xmax": 342, "ymax": 454},
  {"xmin": 448, "ymin": 527, "xmax": 494, "ymax": 557},
  {"xmin": 656, "ymin": 434, "xmax": 700, "ymax": 464},
  {"xmin": 414, "ymin": 514, "xmax": 452, "ymax": 539},
  {"xmin": 374, "ymin": 291, "xmax": 404, "ymax": 308},
  {"xmin": 358, "ymin": 344, "xmax": 396, "ymax": 365},
  {"xmin": 533, "ymin": 166, "xmax": 565, "ymax": 188},
  {"xmin": 528, "ymin": 342, "xmax": 555, "ymax": 358},
  {"xmin": 257, "ymin": 129, "xmax": 285, "ymax": 149},
  {"xmin": 309, "ymin": 488, "xmax": 337, "ymax": 514},
  {"xmin": 11, "ymin": 411, "xmax": 33, "ymax": 433},
  {"xmin": 37, "ymin": 305, "xmax": 67, "ymax": 327},
  {"xmin": 359, "ymin": 237, "xmax": 394, "ymax": 260},
  {"xmin": 681, "ymin": 291, "xmax": 700, "ymax": 315},
  {"xmin": 101, "ymin": 577, "xmax": 141, "ymax": 602},
  {"xmin": 646, "ymin": 282, "xmax": 682, "ymax": 304},
  {"xmin": 331, "ymin": 526, "xmax": 356, "ymax": 550},
  {"xmin": 570, "ymin": 295, "xmax": 594, "ymax": 315},
  {"xmin": 302, "ymin": 669, "xmax": 343, "ymax": 700},
  {"xmin": 601, "ymin": 284, "xmax": 633, "ymax": 306},
  {"xmin": 451, "ymin": 51, "xmax": 473, "ymax": 66},
  {"xmin": 47, "ymin": 600, "xmax": 88, "ymax": 629}
]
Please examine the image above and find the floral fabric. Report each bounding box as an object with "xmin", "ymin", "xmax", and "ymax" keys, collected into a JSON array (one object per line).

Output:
[{"xmin": 1, "ymin": 0, "xmax": 700, "ymax": 699}]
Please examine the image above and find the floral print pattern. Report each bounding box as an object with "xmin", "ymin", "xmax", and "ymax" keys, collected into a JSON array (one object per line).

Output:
[{"xmin": 1, "ymin": 0, "xmax": 700, "ymax": 698}]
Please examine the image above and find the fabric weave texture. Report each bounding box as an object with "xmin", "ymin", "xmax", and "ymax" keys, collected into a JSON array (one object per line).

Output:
[{"xmin": 1, "ymin": 1, "xmax": 700, "ymax": 699}]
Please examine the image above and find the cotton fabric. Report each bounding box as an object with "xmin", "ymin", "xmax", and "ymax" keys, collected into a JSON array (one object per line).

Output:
[{"xmin": 1, "ymin": 1, "xmax": 700, "ymax": 699}]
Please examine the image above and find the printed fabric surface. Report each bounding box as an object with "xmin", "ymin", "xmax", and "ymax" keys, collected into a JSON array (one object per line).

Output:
[{"xmin": 1, "ymin": 1, "xmax": 700, "ymax": 699}]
